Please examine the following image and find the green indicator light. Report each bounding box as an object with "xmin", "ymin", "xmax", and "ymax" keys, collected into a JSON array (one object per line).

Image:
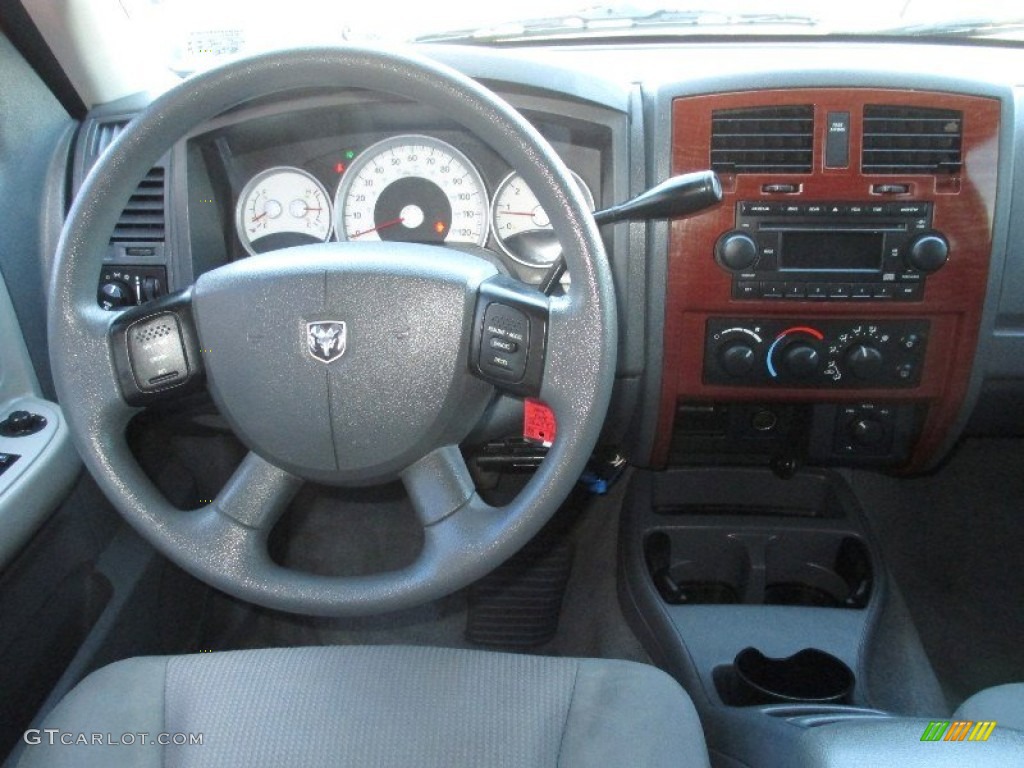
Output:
[{"xmin": 345, "ymin": 150, "xmax": 356, "ymax": 160}]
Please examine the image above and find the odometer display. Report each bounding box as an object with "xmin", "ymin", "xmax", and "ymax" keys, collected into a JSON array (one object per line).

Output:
[{"xmin": 334, "ymin": 135, "xmax": 488, "ymax": 246}]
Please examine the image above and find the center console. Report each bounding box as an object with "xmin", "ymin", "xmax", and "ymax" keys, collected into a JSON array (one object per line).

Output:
[
  {"xmin": 655, "ymin": 88, "xmax": 1000, "ymax": 472},
  {"xmin": 621, "ymin": 86, "xmax": 1021, "ymax": 767},
  {"xmin": 619, "ymin": 467, "xmax": 1024, "ymax": 767}
]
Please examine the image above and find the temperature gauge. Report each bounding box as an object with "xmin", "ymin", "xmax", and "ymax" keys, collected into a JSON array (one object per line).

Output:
[
  {"xmin": 491, "ymin": 170, "xmax": 595, "ymax": 267},
  {"xmin": 235, "ymin": 167, "xmax": 332, "ymax": 256}
]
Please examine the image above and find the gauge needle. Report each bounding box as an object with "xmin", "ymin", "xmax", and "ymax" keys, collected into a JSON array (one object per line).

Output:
[
  {"xmin": 251, "ymin": 212, "xmax": 267, "ymax": 223},
  {"xmin": 503, "ymin": 211, "xmax": 539, "ymax": 216},
  {"xmin": 350, "ymin": 217, "xmax": 404, "ymax": 239}
]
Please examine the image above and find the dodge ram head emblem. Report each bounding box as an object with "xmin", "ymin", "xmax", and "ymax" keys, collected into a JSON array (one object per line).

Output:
[{"xmin": 306, "ymin": 321, "xmax": 347, "ymax": 363}]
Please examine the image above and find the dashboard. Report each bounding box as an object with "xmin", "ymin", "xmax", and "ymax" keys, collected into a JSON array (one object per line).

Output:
[{"xmin": 75, "ymin": 41, "xmax": 1024, "ymax": 473}]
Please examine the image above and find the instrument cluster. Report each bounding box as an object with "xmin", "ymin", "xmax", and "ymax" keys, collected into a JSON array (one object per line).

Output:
[{"xmin": 231, "ymin": 132, "xmax": 597, "ymax": 275}]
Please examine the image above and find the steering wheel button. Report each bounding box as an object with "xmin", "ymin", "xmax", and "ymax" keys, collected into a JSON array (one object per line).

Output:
[
  {"xmin": 490, "ymin": 337, "xmax": 518, "ymax": 353},
  {"xmin": 126, "ymin": 313, "xmax": 189, "ymax": 391}
]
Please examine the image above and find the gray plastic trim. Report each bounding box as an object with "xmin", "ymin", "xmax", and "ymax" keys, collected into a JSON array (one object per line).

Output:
[
  {"xmin": 0, "ymin": 268, "xmax": 81, "ymax": 568},
  {"xmin": 0, "ymin": 274, "xmax": 80, "ymax": 568}
]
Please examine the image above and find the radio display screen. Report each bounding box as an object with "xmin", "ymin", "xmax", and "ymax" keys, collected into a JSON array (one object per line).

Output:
[{"xmin": 779, "ymin": 231, "xmax": 884, "ymax": 272}]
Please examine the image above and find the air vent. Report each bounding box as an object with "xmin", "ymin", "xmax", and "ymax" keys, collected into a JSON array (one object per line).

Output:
[
  {"xmin": 711, "ymin": 105, "xmax": 814, "ymax": 174},
  {"xmin": 87, "ymin": 119, "xmax": 129, "ymax": 163},
  {"xmin": 111, "ymin": 166, "xmax": 166, "ymax": 243},
  {"xmin": 862, "ymin": 105, "xmax": 962, "ymax": 175}
]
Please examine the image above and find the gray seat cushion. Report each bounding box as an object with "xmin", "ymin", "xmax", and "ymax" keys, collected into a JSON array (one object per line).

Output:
[
  {"xmin": 954, "ymin": 683, "xmax": 1024, "ymax": 733},
  {"xmin": 19, "ymin": 645, "xmax": 710, "ymax": 767}
]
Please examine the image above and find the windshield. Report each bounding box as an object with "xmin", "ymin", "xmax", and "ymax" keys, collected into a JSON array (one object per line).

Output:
[{"xmin": 120, "ymin": 0, "xmax": 1021, "ymax": 74}]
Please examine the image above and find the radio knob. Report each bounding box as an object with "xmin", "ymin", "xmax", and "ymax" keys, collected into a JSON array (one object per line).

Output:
[
  {"xmin": 718, "ymin": 340, "xmax": 757, "ymax": 377},
  {"xmin": 906, "ymin": 233, "xmax": 949, "ymax": 273},
  {"xmin": 844, "ymin": 343, "xmax": 884, "ymax": 381},
  {"xmin": 715, "ymin": 231, "xmax": 758, "ymax": 272},
  {"xmin": 781, "ymin": 342, "xmax": 820, "ymax": 379}
]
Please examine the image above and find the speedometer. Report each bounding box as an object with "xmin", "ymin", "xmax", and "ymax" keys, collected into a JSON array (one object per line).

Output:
[
  {"xmin": 235, "ymin": 167, "xmax": 332, "ymax": 256},
  {"xmin": 334, "ymin": 135, "xmax": 488, "ymax": 246}
]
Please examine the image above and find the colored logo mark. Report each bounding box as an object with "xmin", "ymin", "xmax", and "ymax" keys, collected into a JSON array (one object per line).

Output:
[{"xmin": 921, "ymin": 721, "xmax": 997, "ymax": 742}]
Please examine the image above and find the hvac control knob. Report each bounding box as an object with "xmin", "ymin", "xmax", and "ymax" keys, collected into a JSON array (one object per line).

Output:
[
  {"xmin": 98, "ymin": 280, "xmax": 133, "ymax": 310},
  {"xmin": 850, "ymin": 417, "xmax": 887, "ymax": 447},
  {"xmin": 715, "ymin": 231, "xmax": 758, "ymax": 272},
  {"xmin": 781, "ymin": 342, "xmax": 820, "ymax": 379},
  {"xmin": 718, "ymin": 340, "xmax": 757, "ymax": 378},
  {"xmin": 844, "ymin": 343, "xmax": 884, "ymax": 381},
  {"xmin": 906, "ymin": 233, "xmax": 949, "ymax": 273}
]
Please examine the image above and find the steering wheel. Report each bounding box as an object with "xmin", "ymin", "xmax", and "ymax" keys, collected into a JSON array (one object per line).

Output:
[{"xmin": 49, "ymin": 46, "xmax": 616, "ymax": 617}]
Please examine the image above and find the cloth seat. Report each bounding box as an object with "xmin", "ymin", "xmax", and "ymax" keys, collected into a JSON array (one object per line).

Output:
[
  {"xmin": 18, "ymin": 645, "xmax": 710, "ymax": 767},
  {"xmin": 954, "ymin": 682, "xmax": 1024, "ymax": 732}
]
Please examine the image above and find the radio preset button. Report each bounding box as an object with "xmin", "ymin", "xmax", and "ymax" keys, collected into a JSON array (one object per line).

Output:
[
  {"xmin": 733, "ymin": 281, "xmax": 759, "ymax": 299},
  {"xmin": 890, "ymin": 202, "xmax": 929, "ymax": 217},
  {"xmin": 784, "ymin": 283, "xmax": 806, "ymax": 298},
  {"xmin": 806, "ymin": 285, "xmax": 829, "ymax": 300},
  {"xmin": 762, "ymin": 284, "xmax": 785, "ymax": 298},
  {"xmin": 896, "ymin": 284, "xmax": 924, "ymax": 300},
  {"xmin": 851, "ymin": 285, "xmax": 873, "ymax": 299},
  {"xmin": 828, "ymin": 284, "xmax": 851, "ymax": 299},
  {"xmin": 873, "ymin": 285, "xmax": 896, "ymax": 299}
]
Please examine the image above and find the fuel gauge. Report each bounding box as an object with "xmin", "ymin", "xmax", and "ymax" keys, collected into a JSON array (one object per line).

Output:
[{"xmin": 236, "ymin": 167, "xmax": 332, "ymax": 256}]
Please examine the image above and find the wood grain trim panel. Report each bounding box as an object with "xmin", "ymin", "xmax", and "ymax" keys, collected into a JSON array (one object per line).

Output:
[{"xmin": 655, "ymin": 89, "xmax": 1000, "ymax": 471}]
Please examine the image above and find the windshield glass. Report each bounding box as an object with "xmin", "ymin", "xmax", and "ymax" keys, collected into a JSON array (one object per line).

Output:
[{"xmin": 120, "ymin": 0, "xmax": 1021, "ymax": 74}]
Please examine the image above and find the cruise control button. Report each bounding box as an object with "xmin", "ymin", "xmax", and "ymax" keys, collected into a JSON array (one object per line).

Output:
[
  {"xmin": 490, "ymin": 337, "xmax": 518, "ymax": 353},
  {"xmin": 480, "ymin": 302, "xmax": 530, "ymax": 381}
]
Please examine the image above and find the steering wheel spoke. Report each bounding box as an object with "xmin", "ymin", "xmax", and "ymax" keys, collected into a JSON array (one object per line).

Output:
[
  {"xmin": 107, "ymin": 288, "xmax": 205, "ymax": 407},
  {"xmin": 212, "ymin": 452, "xmax": 303, "ymax": 532},
  {"xmin": 400, "ymin": 444, "xmax": 482, "ymax": 526}
]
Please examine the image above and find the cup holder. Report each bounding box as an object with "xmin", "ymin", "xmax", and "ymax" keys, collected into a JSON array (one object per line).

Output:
[
  {"xmin": 644, "ymin": 529, "xmax": 872, "ymax": 608},
  {"xmin": 716, "ymin": 647, "xmax": 854, "ymax": 706}
]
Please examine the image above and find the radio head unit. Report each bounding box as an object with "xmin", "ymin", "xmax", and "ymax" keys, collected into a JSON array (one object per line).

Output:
[{"xmin": 716, "ymin": 201, "xmax": 949, "ymax": 301}]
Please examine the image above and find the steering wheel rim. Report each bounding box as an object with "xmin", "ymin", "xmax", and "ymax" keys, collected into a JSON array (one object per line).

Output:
[{"xmin": 49, "ymin": 45, "xmax": 617, "ymax": 617}]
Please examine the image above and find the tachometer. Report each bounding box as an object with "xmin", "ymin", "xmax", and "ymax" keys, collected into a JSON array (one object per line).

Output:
[
  {"xmin": 236, "ymin": 167, "xmax": 332, "ymax": 256},
  {"xmin": 491, "ymin": 170, "xmax": 595, "ymax": 267},
  {"xmin": 334, "ymin": 135, "xmax": 488, "ymax": 246}
]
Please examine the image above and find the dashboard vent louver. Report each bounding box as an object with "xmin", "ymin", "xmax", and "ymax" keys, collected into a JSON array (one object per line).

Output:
[
  {"xmin": 710, "ymin": 105, "xmax": 814, "ymax": 174},
  {"xmin": 862, "ymin": 105, "xmax": 963, "ymax": 175},
  {"xmin": 110, "ymin": 166, "xmax": 166, "ymax": 243},
  {"xmin": 87, "ymin": 118, "xmax": 129, "ymax": 162}
]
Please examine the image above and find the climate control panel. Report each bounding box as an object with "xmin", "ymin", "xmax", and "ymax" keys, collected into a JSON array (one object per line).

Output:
[{"xmin": 704, "ymin": 318, "xmax": 929, "ymax": 388}]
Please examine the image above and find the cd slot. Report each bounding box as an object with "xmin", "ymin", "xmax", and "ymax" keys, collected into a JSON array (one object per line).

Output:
[{"xmin": 760, "ymin": 223, "xmax": 907, "ymax": 233}]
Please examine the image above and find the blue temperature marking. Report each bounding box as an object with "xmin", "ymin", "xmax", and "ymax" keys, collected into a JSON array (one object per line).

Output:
[{"xmin": 766, "ymin": 336, "xmax": 785, "ymax": 378}]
